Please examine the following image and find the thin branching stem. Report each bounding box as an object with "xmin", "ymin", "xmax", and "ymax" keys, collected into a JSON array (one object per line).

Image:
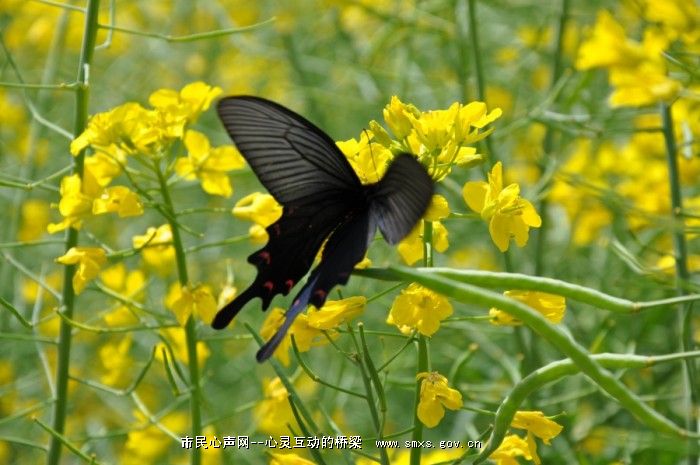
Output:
[{"xmin": 46, "ymin": 2, "xmax": 100, "ymax": 464}]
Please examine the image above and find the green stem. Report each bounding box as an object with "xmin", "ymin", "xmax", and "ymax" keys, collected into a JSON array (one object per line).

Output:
[
  {"xmin": 155, "ymin": 164, "xmax": 201, "ymax": 465},
  {"xmin": 476, "ymin": 351, "xmax": 700, "ymax": 463},
  {"xmin": 660, "ymin": 101, "xmax": 698, "ymax": 464},
  {"xmin": 356, "ymin": 267, "xmax": 700, "ymax": 314},
  {"xmin": 46, "ymin": 2, "xmax": 100, "ymax": 465},
  {"xmin": 410, "ymin": 220, "xmax": 434, "ymax": 465},
  {"xmin": 534, "ymin": 0, "xmax": 569, "ymax": 277},
  {"xmin": 467, "ymin": 0, "xmax": 499, "ymax": 165}
]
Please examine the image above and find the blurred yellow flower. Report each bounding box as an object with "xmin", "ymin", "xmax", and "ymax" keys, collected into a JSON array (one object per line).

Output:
[
  {"xmin": 132, "ymin": 224, "xmax": 176, "ymax": 275},
  {"xmin": 424, "ymin": 194, "xmax": 450, "ymax": 221},
  {"xmin": 175, "ymin": 130, "xmax": 245, "ymax": 197},
  {"xmin": 643, "ymin": 0, "xmax": 700, "ymax": 44},
  {"xmin": 487, "ymin": 434, "xmax": 532, "ymax": 465},
  {"xmin": 416, "ymin": 371, "xmax": 463, "ymax": 428},
  {"xmin": 122, "ymin": 410, "xmax": 188, "ymax": 465},
  {"xmin": 92, "ymin": 186, "xmax": 144, "ymax": 217},
  {"xmin": 307, "ymin": 296, "xmax": 366, "ymax": 330},
  {"xmin": 387, "ymin": 283, "xmax": 452, "ymax": 336},
  {"xmin": 463, "ymin": 162, "xmax": 541, "ymax": 252},
  {"xmin": 397, "ymin": 221, "xmax": 449, "ymax": 265},
  {"xmin": 490, "ymin": 291, "xmax": 566, "ymax": 326},
  {"xmin": 254, "ymin": 377, "xmax": 297, "ymax": 436},
  {"xmin": 232, "ymin": 192, "xmax": 283, "ymax": 243},
  {"xmin": 100, "ymin": 263, "xmax": 145, "ymax": 327},
  {"xmin": 18, "ymin": 199, "xmax": 50, "ymax": 241},
  {"xmin": 217, "ymin": 284, "xmax": 237, "ymax": 309},
  {"xmin": 165, "ymin": 282, "xmax": 218, "ymax": 326},
  {"xmin": 270, "ymin": 453, "xmax": 315, "ymax": 465},
  {"xmin": 55, "ymin": 246, "xmax": 107, "ymax": 294},
  {"xmin": 155, "ymin": 328, "xmax": 210, "ymax": 367},
  {"xmin": 99, "ymin": 336, "xmax": 134, "ymax": 387},
  {"xmin": 575, "ymin": 11, "xmax": 680, "ymax": 107}
]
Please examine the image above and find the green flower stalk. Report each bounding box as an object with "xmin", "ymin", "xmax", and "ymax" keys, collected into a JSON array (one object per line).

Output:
[{"xmin": 46, "ymin": 2, "xmax": 100, "ymax": 465}]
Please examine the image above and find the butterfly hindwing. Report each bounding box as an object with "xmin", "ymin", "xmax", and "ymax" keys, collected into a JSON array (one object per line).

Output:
[
  {"xmin": 369, "ymin": 153, "xmax": 435, "ymax": 244},
  {"xmin": 255, "ymin": 210, "xmax": 374, "ymax": 361}
]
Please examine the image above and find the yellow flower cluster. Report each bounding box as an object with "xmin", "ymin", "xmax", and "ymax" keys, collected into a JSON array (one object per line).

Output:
[
  {"xmin": 575, "ymin": 5, "xmax": 699, "ymax": 107},
  {"xmin": 338, "ymin": 96, "xmax": 500, "ymax": 183},
  {"xmin": 260, "ymin": 296, "xmax": 366, "ymax": 365}
]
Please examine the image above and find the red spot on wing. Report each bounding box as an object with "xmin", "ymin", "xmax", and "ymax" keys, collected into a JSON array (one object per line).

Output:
[
  {"xmin": 313, "ymin": 289, "xmax": 327, "ymax": 300},
  {"xmin": 272, "ymin": 224, "xmax": 281, "ymax": 236},
  {"xmin": 285, "ymin": 279, "xmax": 294, "ymax": 291},
  {"xmin": 263, "ymin": 281, "xmax": 274, "ymax": 292},
  {"xmin": 259, "ymin": 251, "xmax": 271, "ymax": 264}
]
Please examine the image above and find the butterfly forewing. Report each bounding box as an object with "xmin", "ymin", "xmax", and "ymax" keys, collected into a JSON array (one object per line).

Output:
[
  {"xmin": 369, "ymin": 154, "xmax": 434, "ymax": 244},
  {"xmin": 217, "ymin": 96, "xmax": 363, "ymax": 203}
]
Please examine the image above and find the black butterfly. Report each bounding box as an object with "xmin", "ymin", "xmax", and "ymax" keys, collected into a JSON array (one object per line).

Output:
[{"xmin": 211, "ymin": 96, "xmax": 433, "ymax": 362}]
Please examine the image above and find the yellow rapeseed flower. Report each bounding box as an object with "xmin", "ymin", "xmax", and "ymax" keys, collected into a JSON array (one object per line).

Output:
[
  {"xmin": 387, "ymin": 283, "xmax": 452, "ymax": 336},
  {"xmin": 155, "ymin": 328, "xmax": 210, "ymax": 367},
  {"xmin": 232, "ymin": 192, "xmax": 283, "ymax": 244},
  {"xmin": 487, "ymin": 434, "xmax": 532, "ymax": 465},
  {"xmin": 122, "ymin": 410, "xmax": 188, "ymax": 465},
  {"xmin": 132, "ymin": 224, "xmax": 176, "ymax": 275},
  {"xmin": 463, "ymin": 162, "xmax": 541, "ymax": 252},
  {"xmin": 47, "ymin": 174, "xmax": 97, "ymax": 233},
  {"xmin": 397, "ymin": 195, "xmax": 450, "ymax": 264},
  {"xmin": 100, "ymin": 263, "xmax": 145, "ymax": 327},
  {"xmin": 92, "ymin": 186, "xmax": 144, "ymax": 217},
  {"xmin": 490, "ymin": 291, "xmax": 566, "ymax": 326},
  {"xmin": 336, "ymin": 131, "xmax": 393, "ymax": 184},
  {"xmin": 254, "ymin": 377, "xmax": 297, "ymax": 436},
  {"xmin": 416, "ymin": 371, "xmax": 463, "ymax": 428},
  {"xmin": 55, "ymin": 246, "xmax": 107, "ymax": 294},
  {"xmin": 512, "ymin": 411, "xmax": 564, "ymax": 444},
  {"xmin": 383, "ymin": 95, "xmax": 420, "ymax": 140},
  {"xmin": 18, "ymin": 199, "xmax": 50, "ymax": 241},
  {"xmin": 575, "ymin": 11, "xmax": 680, "ymax": 107},
  {"xmin": 175, "ymin": 130, "xmax": 245, "ymax": 197},
  {"xmin": 165, "ymin": 282, "xmax": 218, "ymax": 326},
  {"xmin": 99, "ymin": 336, "xmax": 134, "ymax": 387},
  {"xmin": 148, "ymin": 81, "xmax": 222, "ymax": 138},
  {"xmin": 306, "ymin": 296, "xmax": 366, "ymax": 330},
  {"xmin": 511, "ymin": 411, "xmax": 564, "ymax": 465}
]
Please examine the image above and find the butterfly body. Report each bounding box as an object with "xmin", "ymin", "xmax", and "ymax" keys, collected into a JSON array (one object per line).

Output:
[{"xmin": 212, "ymin": 96, "xmax": 433, "ymax": 361}]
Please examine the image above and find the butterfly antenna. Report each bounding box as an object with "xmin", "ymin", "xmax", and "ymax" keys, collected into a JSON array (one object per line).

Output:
[{"xmin": 211, "ymin": 285, "xmax": 256, "ymax": 329}]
